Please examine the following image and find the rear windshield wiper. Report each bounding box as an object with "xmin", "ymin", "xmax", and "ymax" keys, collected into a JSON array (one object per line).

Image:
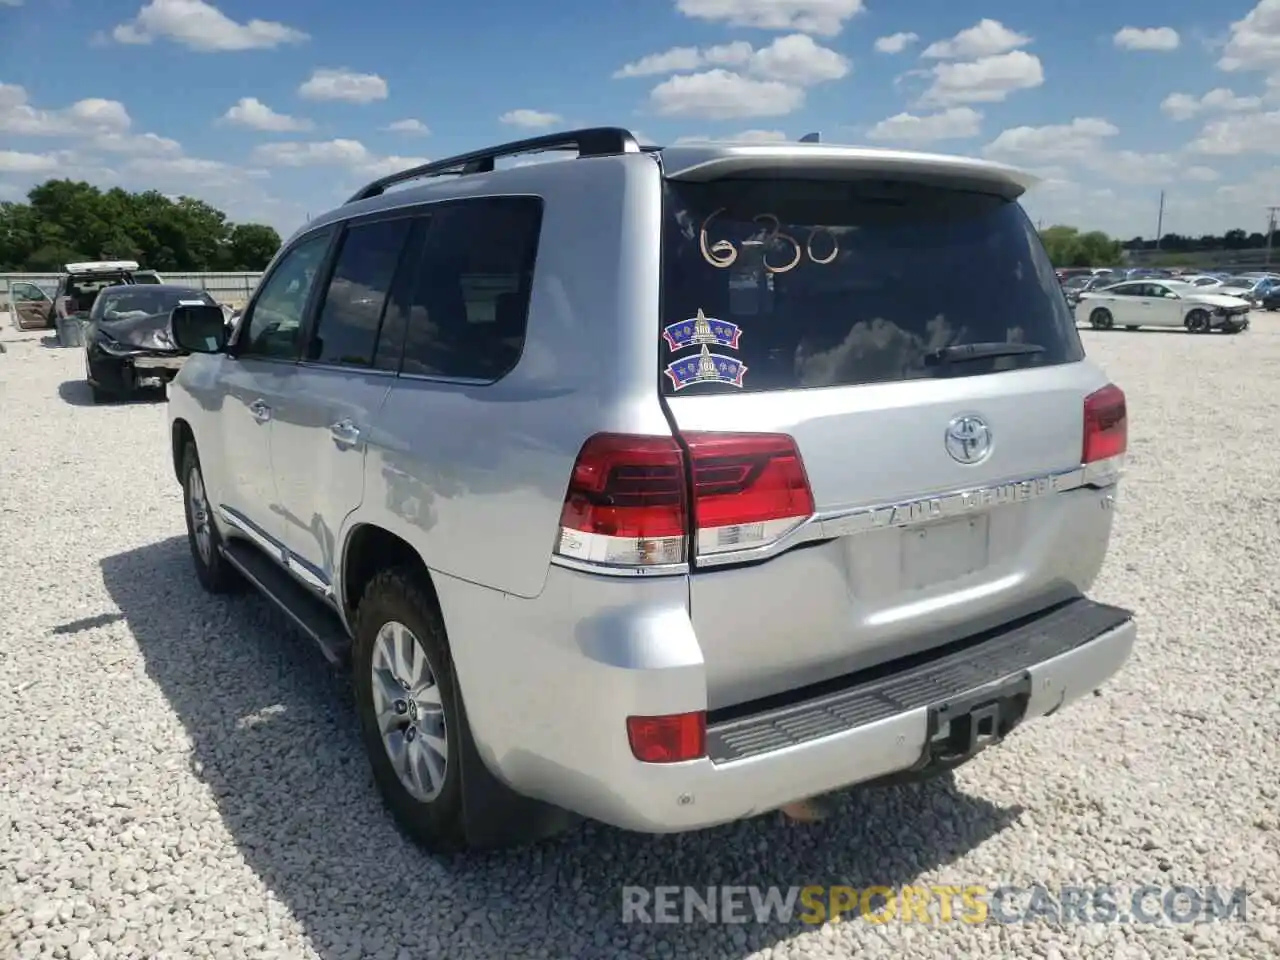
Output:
[{"xmin": 923, "ymin": 342, "xmax": 1045, "ymax": 366}]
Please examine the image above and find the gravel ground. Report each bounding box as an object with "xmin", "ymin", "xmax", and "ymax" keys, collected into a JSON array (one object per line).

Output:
[{"xmin": 1, "ymin": 316, "xmax": 1278, "ymax": 960}]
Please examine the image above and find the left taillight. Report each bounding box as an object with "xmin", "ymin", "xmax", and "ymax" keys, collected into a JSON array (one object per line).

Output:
[{"xmin": 554, "ymin": 433, "xmax": 688, "ymax": 568}]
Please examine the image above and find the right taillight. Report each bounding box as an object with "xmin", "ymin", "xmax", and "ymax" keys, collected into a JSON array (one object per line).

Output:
[
  {"xmin": 683, "ymin": 432, "xmax": 814, "ymax": 558},
  {"xmin": 1083, "ymin": 383, "xmax": 1127, "ymax": 464},
  {"xmin": 554, "ymin": 430, "xmax": 815, "ymax": 571}
]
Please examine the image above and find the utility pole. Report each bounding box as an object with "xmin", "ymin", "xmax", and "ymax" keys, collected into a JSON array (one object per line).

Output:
[
  {"xmin": 1266, "ymin": 205, "xmax": 1278, "ymax": 267},
  {"xmin": 1154, "ymin": 190, "xmax": 1165, "ymax": 251}
]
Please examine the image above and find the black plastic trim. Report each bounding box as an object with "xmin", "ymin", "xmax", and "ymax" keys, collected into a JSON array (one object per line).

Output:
[
  {"xmin": 346, "ymin": 127, "xmax": 641, "ymax": 203},
  {"xmin": 704, "ymin": 597, "xmax": 1133, "ymax": 764},
  {"xmin": 221, "ymin": 539, "xmax": 351, "ymax": 666}
]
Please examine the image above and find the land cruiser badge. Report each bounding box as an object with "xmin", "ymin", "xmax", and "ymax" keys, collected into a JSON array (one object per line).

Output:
[
  {"xmin": 663, "ymin": 308, "xmax": 742, "ymax": 352},
  {"xmin": 664, "ymin": 345, "xmax": 747, "ymax": 391}
]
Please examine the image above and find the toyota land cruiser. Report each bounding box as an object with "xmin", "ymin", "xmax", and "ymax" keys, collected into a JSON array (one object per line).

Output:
[{"xmin": 166, "ymin": 128, "xmax": 1135, "ymax": 852}]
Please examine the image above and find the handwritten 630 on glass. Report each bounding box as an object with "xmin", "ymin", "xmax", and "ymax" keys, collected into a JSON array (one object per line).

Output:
[{"xmin": 699, "ymin": 209, "xmax": 840, "ymax": 274}]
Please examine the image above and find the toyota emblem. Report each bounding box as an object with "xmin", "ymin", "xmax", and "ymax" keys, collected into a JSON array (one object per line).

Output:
[{"xmin": 945, "ymin": 415, "xmax": 992, "ymax": 465}]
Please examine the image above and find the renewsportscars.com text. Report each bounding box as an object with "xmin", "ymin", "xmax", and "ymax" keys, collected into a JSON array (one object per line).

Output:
[{"xmin": 621, "ymin": 884, "xmax": 1249, "ymax": 925}]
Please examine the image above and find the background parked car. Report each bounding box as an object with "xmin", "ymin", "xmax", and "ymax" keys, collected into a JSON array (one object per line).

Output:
[
  {"xmin": 1076, "ymin": 279, "xmax": 1250, "ymax": 333},
  {"xmin": 8, "ymin": 280, "xmax": 54, "ymax": 330},
  {"xmin": 83, "ymin": 284, "xmax": 219, "ymax": 403},
  {"xmin": 1217, "ymin": 275, "xmax": 1274, "ymax": 304}
]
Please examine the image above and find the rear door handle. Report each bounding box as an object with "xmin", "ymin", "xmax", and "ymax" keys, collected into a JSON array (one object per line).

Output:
[
  {"xmin": 330, "ymin": 419, "xmax": 362, "ymax": 449},
  {"xmin": 249, "ymin": 400, "xmax": 271, "ymax": 423}
]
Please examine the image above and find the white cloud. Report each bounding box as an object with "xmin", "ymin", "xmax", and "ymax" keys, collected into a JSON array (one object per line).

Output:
[
  {"xmin": 866, "ymin": 107, "xmax": 982, "ymax": 144},
  {"xmin": 360, "ymin": 155, "xmax": 431, "ymax": 178},
  {"xmin": 0, "ymin": 0, "xmax": 24, "ymax": 6},
  {"xmin": 252, "ymin": 139, "xmax": 373, "ymax": 167},
  {"xmin": 918, "ymin": 51, "xmax": 1044, "ymax": 106},
  {"xmin": 92, "ymin": 132, "xmax": 183, "ymax": 156},
  {"xmin": 874, "ymin": 32, "xmax": 918, "ymax": 54},
  {"xmin": 1218, "ymin": 0, "xmax": 1280, "ymax": 72},
  {"xmin": 616, "ymin": 45, "xmax": 715, "ymax": 77},
  {"xmin": 0, "ymin": 84, "xmax": 130, "ymax": 136},
  {"xmin": 1187, "ymin": 109, "xmax": 1280, "ymax": 155},
  {"xmin": 983, "ymin": 117, "xmax": 1186, "ymax": 189},
  {"xmin": 250, "ymin": 138, "xmax": 428, "ymax": 178},
  {"xmin": 498, "ymin": 109, "xmax": 563, "ymax": 128},
  {"xmin": 0, "ymin": 150, "xmax": 59, "ymax": 173},
  {"xmin": 1022, "ymin": 162, "xmax": 1280, "ymax": 238},
  {"xmin": 1113, "ymin": 27, "xmax": 1180, "ymax": 51},
  {"xmin": 731, "ymin": 129, "xmax": 789, "ymax": 142},
  {"xmin": 0, "ymin": 83, "xmax": 181, "ymax": 156},
  {"xmin": 649, "ymin": 69, "xmax": 806, "ymax": 119},
  {"xmin": 220, "ymin": 97, "xmax": 312, "ymax": 132},
  {"xmin": 384, "ymin": 118, "xmax": 430, "ymax": 135},
  {"xmin": 109, "ymin": 0, "xmax": 307, "ymax": 52},
  {"xmin": 749, "ymin": 34, "xmax": 850, "ymax": 84},
  {"xmin": 616, "ymin": 34, "xmax": 848, "ymax": 86},
  {"xmin": 921, "ymin": 19, "xmax": 1030, "ymax": 59},
  {"xmin": 298, "ymin": 68, "xmax": 388, "ymax": 104},
  {"xmin": 674, "ymin": 0, "xmax": 866, "ymax": 37},
  {"xmin": 1161, "ymin": 88, "xmax": 1263, "ymax": 120},
  {"xmin": 984, "ymin": 117, "xmax": 1119, "ymax": 164},
  {"xmin": 1184, "ymin": 166, "xmax": 1221, "ymax": 181}
]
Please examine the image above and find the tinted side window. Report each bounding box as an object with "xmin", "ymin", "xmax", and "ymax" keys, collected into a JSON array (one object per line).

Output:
[
  {"xmin": 400, "ymin": 197, "xmax": 542, "ymax": 380},
  {"xmin": 243, "ymin": 232, "xmax": 331, "ymax": 360},
  {"xmin": 307, "ymin": 217, "xmax": 412, "ymax": 367},
  {"xmin": 661, "ymin": 179, "xmax": 1084, "ymax": 394}
]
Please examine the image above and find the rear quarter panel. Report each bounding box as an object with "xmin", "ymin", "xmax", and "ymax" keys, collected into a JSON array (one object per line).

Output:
[{"xmin": 347, "ymin": 153, "xmax": 672, "ymax": 602}]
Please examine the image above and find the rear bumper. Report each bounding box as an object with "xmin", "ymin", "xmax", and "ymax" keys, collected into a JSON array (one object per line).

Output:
[
  {"xmin": 438, "ymin": 566, "xmax": 1135, "ymax": 833},
  {"xmin": 604, "ymin": 601, "xmax": 1133, "ymax": 832}
]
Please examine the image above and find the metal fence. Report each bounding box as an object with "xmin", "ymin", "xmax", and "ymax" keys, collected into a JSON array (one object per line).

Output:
[{"xmin": 0, "ymin": 272, "xmax": 264, "ymax": 310}]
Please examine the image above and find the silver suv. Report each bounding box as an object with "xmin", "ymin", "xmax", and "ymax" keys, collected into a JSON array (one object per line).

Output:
[{"xmin": 166, "ymin": 127, "xmax": 1136, "ymax": 852}]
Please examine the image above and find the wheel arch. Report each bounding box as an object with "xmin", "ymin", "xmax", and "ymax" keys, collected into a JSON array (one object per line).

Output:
[
  {"xmin": 340, "ymin": 523, "xmax": 440, "ymax": 627},
  {"xmin": 171, "ymin": 418, "xmax": 194, "ymax": 483}
]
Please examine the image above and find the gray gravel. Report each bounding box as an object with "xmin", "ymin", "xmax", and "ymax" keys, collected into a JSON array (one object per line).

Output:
[{"xmin": 1, "ymin": 316, "xmax": 1278, "ymax": 960}]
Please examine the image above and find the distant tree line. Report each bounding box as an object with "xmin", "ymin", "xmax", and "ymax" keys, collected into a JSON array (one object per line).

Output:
[
  {"xmin": 1121, "ymin": 228, "xmax": 1279, "ymax": 254},
  {"xmin": 0, "ymin": 179, "xmax": 282, "ymax": 273},
  {"xmin": 1039, "ymin": 224, "xmax": 1279, "ymax": 268}
]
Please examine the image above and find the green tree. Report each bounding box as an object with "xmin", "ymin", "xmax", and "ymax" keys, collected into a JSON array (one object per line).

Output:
[
  {"xmin": 224, "ymin": 223, "xmax": 282, "ymax": 270},
  {"xmin": 0, "ymin": 179, "xmax": 281, "ymax": 272},
  {"xmin": 1037, "ymin": 225, "xmax": 1122, "ymax": 267}
]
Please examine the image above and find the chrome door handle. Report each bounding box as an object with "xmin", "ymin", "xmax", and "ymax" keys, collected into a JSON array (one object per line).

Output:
[
  {"xmin": 330, "ymin": 419, "xmax": 361, "ymax": 448},
  {"xmin": 249, "ymin": 400, "xmax": 271, "ymax": 423}
]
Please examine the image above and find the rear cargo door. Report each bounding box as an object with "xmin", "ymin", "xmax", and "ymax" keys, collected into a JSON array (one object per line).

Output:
[{"xmin": 658, "ymin": 171, "xmax": 1114, "ymax": 710}]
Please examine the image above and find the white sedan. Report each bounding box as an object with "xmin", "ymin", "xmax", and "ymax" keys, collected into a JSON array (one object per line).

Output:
[{"xmin": 1075, "ymin": 279, "xmax": 1251, "ymax": 334}]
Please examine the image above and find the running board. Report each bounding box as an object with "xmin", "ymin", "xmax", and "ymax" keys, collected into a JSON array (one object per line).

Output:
[{"xmin": 220, "ymin": 539, "xmax": 351, "ymax": 667}]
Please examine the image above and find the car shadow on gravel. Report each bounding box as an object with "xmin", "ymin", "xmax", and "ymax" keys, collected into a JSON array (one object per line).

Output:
[
  {"xmin": 103, "ymin": 536, "xmax": 1022, "ymax": 960},
  {"xmin": 58, "ymin": 379, "xmax": 165, "ymax": 407}
]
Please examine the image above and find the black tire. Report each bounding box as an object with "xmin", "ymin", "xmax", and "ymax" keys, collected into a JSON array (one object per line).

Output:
[
  {"xmin": 1089, "ymin": 308, "xmax": 1113, "ymax": 330},
  {"xmin": 352, "ymin": 567, "xmax": 468, "ymax": 853},
  {"xmin": 179, "ymin": 441, "xmax": 241, "ymax": 593},
  {"xmin": 1125, "ymin": 325, "xmax": 1140, "ymax": 331},
  {"xmin": 89, "ymin": 383, "xmax": 108, "ymax": 404},
  {"xmin": 1185, "ymin": 309, "xmax": 1211, "ymax": 333}
]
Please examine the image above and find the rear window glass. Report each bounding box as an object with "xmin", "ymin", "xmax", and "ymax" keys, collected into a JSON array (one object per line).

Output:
[{"xmin": 660, "ymin": 178, "xmax": 1084, "ymax": 395}]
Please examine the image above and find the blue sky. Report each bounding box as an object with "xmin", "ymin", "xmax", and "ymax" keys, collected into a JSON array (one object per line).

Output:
[{"xmin": 2, "ymin": 0, "xmax": 1279, "ymax": 241}]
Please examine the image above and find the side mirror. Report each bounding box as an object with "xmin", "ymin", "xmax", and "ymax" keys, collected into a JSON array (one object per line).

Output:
[{"xmin": 170, "ymin": 303, "xmax": 229, "ymax": 354}]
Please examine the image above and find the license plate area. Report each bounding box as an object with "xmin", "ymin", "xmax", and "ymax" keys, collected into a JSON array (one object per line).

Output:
[{"xmin": 900, "ymin": 515, "xmax": 990, "ymax": 589}]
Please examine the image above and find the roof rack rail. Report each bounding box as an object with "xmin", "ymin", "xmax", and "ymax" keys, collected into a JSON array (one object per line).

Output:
[{"xmin": 345, "ymin": 126, "xmax": 643, "ymax": 204}]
